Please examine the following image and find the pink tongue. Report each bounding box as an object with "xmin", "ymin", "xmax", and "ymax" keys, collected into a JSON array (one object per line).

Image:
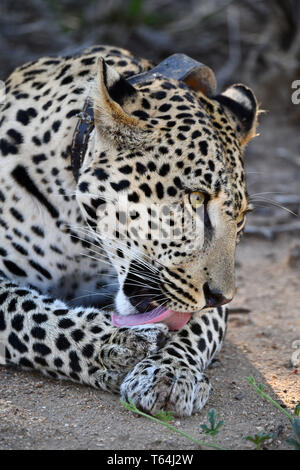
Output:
[{"xmin": 112, "ymin": 307, "xmax": 192, "ymax": 331}]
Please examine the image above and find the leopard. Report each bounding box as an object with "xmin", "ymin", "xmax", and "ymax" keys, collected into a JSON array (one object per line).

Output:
[{"xmin": 0, "ymin": 45, "xmax": 258, "ymax": 416}]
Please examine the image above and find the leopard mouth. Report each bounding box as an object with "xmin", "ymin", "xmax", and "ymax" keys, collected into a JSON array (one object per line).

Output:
[
  {"xmin": 112, "ymin": 303, "xmax": 192, "ymax": 331},
  {"xmin": 112, "ymin": 264, "xmax": 192, "ymax": 330}
]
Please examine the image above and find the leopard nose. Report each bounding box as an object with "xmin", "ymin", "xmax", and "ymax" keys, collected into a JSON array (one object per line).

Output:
[{"xmin": 203, "ymin": 282, "xmax": 231, "ymax": 308}]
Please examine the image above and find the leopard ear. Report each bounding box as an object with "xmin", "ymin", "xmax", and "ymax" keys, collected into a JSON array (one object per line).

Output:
[
  {"xmin": 214, "ymin": 84, "xmax": 259, "ymax": 146},
  {"xmin": 93, "ymin": 58, "xmax": 148, "ymax": 146}
]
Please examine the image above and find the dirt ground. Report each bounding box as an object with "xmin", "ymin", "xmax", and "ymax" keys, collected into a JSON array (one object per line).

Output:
[{"xmin": 0, "ymin": 116, "xmax": 299, "ymax": 451}]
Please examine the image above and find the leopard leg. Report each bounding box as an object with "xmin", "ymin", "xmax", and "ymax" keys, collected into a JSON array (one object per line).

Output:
[
  {"xmin": 0, "ymin": 279, "xmax": 168, "ymax": 393},
  {"xmin": 121, "ymin": 306, "xmax": 228, "ymax": 416}
]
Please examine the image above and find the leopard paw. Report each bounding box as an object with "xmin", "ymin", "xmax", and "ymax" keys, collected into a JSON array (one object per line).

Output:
[
  {"xmin": 120, "ymin": 359, "xmax": 211, "ymax": 416},
  {"xmin": 98, "ymin": 323, "xmax": 169, "ymax": 371}
]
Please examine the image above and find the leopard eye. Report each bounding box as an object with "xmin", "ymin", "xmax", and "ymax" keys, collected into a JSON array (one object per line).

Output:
[{"xmin": 189, "ymin": 191, "xmax": 205, "ymax": 209}]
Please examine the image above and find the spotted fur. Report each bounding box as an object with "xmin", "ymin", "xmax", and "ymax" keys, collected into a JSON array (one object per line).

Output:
[{"xmin": 0, "ymin": 45, "xmax": 258, "ymax": 415}]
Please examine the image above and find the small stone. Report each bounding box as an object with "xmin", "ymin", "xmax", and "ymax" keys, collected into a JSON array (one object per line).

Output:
[
  {"xmin": 210, "ymin": 359, "xmax": 221, "ymax": 369},
  {"xmin": 288, "ymin": 243, "xmax": 300, "ymax": 270},
  {"xmin": 234, "ymin": 393, "xmax": 245, "ymax": 400}
]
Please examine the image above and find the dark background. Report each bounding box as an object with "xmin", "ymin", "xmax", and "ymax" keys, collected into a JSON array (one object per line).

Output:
[{"xmin": 1, "ymin": 0, "xmax": 300, "ymax": 112}]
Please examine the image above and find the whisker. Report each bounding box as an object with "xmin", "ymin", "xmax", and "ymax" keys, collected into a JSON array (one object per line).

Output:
[{"xmin": 250, "ymin": 197, "xmax": 298, "ymax": 217}]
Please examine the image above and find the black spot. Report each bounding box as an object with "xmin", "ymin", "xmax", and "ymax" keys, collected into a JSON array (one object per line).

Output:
[
  {"xmin": 22, "ymin": 300, "xmax": 36, "ymax": 312},
  {"xmin": 42, "ymin": 100, "xmax": 52, "ymax": 111},
  {"xmin": 54, "ymin": 357, "xmax": 63, "ymax": 368},
  {"xmin": 0, "ymin": 137, "xmax": 19, "ymax": 155},
  {"xmin": 89, "ymin": 325, "xmax": 102, "ymax": 334},
  {"xmin": 173, "ymin": 177, "xmax": 182, "ymax": 189},
  {"xmin": 192, "ymin": 130, "xmax": 201, "ymax": 139},
  {"xmin": 191, "ymin": 323, "xmax": 202, "ymax": 335},
  {"xmin": 150, "ymin": 91, "xmax": 166, "ymax": 100},
  {"xmin": 81, "ymin": 57, "xmax": 95, "ymax": 66},
  {"xmin": 32, "ymin": 153, "xmax": 47, "ymax": 164},
  {"xmin": 159, "ymin": 163, "xmax": 170, "ymax": 177},
  {"xmin": 56, "ymin": 334, "xmax": 71, "ymax": 351},
  {"xmin": 132, "ymin": 110, "xmax": 149, "ymax": 120},
  {"xmin": 0, "ymin": 247, "xmax": 7, "ymax": 256},
  {"xmin": 32, "ymin": 313, "xmax": 48, "ymax": 323},
  {"xmin": 31, "ymin": 326, "xmax": 46, "ymax": 340},
  {"xmin": 19, "ymin": 358, "xmax": 34, "ymax": 368},
  {"xmin": 204, "ymin": 173, "xmax": 212, "ymax": 184},
  {"xmin": 12, "ymin": 243, "xmax": 28, "ymax": 256},
  {"xmin": 31, "ymin": 225, "xmax": 44, "ymax": 237},
  {"xmin": 71, "ymin": 329, "xmax": 85, "ymax": 342},
  {"xmin": 3, "ymin": 260, "xmax": 27, "ymax": 277},
  {"xmin": 34, "ymin": 356, "xmax": 48, "ymax": 367},
  {"xmin": 207, "ymin": 329, "xmax": 213, "ymax": 342},
  {"xmin": 213, "ymin": 318, "xmax": 219, "ymax": 332},
  {"xmin": 0, "ymin": 291, "xmax": 8, "ymax": 305},
  {"xmin": 32, "ymin": 136, "xmax": 41, "ymax": 146},
  {"xmin": 61, "ymin": 76, "xmax": 73, "ymax": 86},
  {"xmin": 15, "ymin": 289, "xmax": 29, "ymax": 296},
  {"xmin": 159, "ymin": 103, "xmax": 171, "ymax": 112},
  {"xmin": 16, "ymin": 108, "xmax": 37, "ymax": 126},
  {"xmin": 69, "ymin": 351, "xmax": 82, "ymax": 372},
  {"xmin": 0, "ymin": 310, "xmax": 6, "ymax": 330},
  {"xmin": 111, "ymin": 180, "xmax": 130, "ymax": 192},
  {"xmin": 33, "ymin": 342, "xmax": 51, "ymax": 356},
  {"xmin": 199, "ymin": 141, "xmax": 208, "ymax": 155},
  {"xmin": 91, "ymin": 197, "xmax": 105, "ymax": 209},
  {"xmin": 58, "ymin": 318, "xmax": 75, "ymax": 329},
  {"xmin": 155, "ymin": 182, "xmax": 164, "ymax": 199},
  {"xmin": 142, "ymin": 98, "xmax": 150, "ymax": 109},
  {"xmin": 78, "ymin": 182, "xmax": 89, "ymax": 192},
  {"xmin": 93, "ymin": 168, "xmax": 109, "ymax": 181},
  {"xmin": 43, "ymin": 131, "xmax": 51, "ymax": 143},
  {"xmin": 8, "ymin": 298, "xmax": 17, "ymax": 312},
  {"xmin": 119, "ymin": 165, "xmax": 132, "ymax": 175},
  {"xmin": 53, "ymin": 309, "xmax": 68, "ymax": 316},
  {"xmin": 128, "ymin": 192, "xmax": 139, "ymax": 202},
  {"xmin": 167, "ymin": 186, "xmax": 177, "ymax": 197},
  {"xmin": 7, "ymin": 129, "xmax": 23, "ymax": 144},
  {"xmin": 136, "ymin": 162, "xmax": 146, "ymax": 174},
  {"xmin": 208, "ymin": 160, "xmax": 215, "ymax": 171},
  {"xmin": 198, "ymin": 337, "xmax": 206, "ymax": 352},
  {"xmin": 29, "ymin": 260, "xmax": 52, "ymax": 280},
  {"xmin": 11, "ymin": 314, "xmax": 24, "ymax": 332},
  {"xmin": 166, "ymin": 347, "xmax": 183, "ymax": 359},
  {"xmin": 52, "ymin": 120, "xmax": 61, "ymax": 132},
  {"xmin": 139, "ymin": 183, "xmax": 152, "ymax": 197},
  {"xmin": 8, "ymin": 332, "xmax": 28, "ymax": 353},
  {"xmin": 158, "ymin": 146, "xmax": 168, "ymax": 155},
  {"xmin": 69, "ymin": 372, "xmax": 80, "ymax": 381},
  {"xmin": 11, "ymin": 165, "xmax": 59, "ymax": 219},
  {"xmin": 82, "ymin": 343, "xmax": 95, "ymax": 358},
  {"xmin": 66, "ymin": 109, "xmax": 81, "ymax": 119}
]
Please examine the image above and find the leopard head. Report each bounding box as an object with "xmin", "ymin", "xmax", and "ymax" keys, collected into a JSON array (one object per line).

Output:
[{"xmin": 77, "ymin": 58, "xmax": 258, "ymax": 330}]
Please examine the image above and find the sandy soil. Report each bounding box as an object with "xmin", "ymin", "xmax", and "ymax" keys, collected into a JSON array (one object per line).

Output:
[{"xmin": 0, "ymin": 116, "xmax": 299, "ymax": 450}]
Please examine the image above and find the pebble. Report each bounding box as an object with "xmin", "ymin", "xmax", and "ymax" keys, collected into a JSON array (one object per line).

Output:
[{"xmin": 234, "ymin": 393, "xmax": 245, "ymax": 400}]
